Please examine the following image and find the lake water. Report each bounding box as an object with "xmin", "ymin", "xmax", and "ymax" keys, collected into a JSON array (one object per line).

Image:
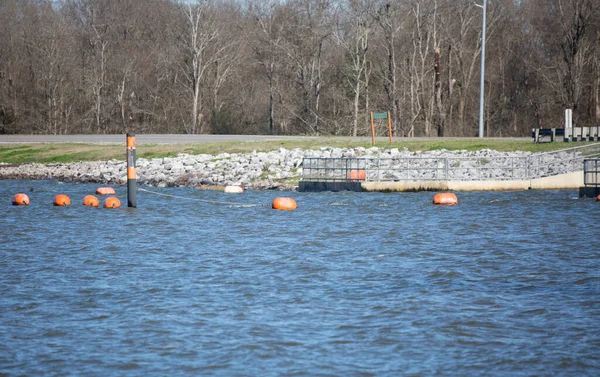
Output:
[{"xmin": 1, "ymin": 180, "xmax": 599, "ymax": 376}]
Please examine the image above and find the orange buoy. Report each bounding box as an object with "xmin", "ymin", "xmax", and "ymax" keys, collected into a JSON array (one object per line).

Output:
[
  {"xmin": 597, "ymin": 195, "xmax": 600, "ymax": 202},
  {"xmin": 82, "ymin": 195, "xmax": 100, "ymax": 207},
  {"xmin": 347, "ymin": 169, "xmax": 366, "ymax": 181},
  {"xmin": 433, "ymin": 192, "xmax": 458, "ymax": 205},
  {"xmin": 96, "ymin": 187, "xmax": 116, "ymax": 195},
  {"xmin": 53, "ymin": 194, "xmax": 71, "ymax": 206},
  {"xmin": 272, "ymin": 197, "xmax": 297, "ymax": 211},
  {"xmin": 103, "ymin": 196, "xmax": 121, "ymax": 209},
  {"xmin": 12, "ymin": 193, "xmax": 30, "ymax": 206}
]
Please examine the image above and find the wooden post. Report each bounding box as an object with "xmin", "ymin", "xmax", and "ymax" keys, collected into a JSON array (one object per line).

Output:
[
  {"xmin": 370, "ymin": 111, "xmax": 375, "ymax": 145},
  {"xmin": 371, "ymin": 111, "xmax": 392, "ymax": 145},
  {"xmin": 126, "ymin": 133, "xmax": 137, "ymax": 207}
]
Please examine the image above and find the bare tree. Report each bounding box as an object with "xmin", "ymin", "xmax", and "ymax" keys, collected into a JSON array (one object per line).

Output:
[
  {"xmin": 247, "ymin": 0, "xmax": 284, "ymax": 135},
  {"xmin": 0, "ymin": 0, "xmax": 29, "ymax": 133},
  {"xmin": 405, "ymin": 0, "xmax": 441, "ymax": 137},
  {"xmin": 172, "ymin": 1, "xmax": 222, "ymax": 134},
  {"xmin": 594, "ymin": 31, "xmax": 600, "ymax": 125},
  {"xmin": 558, "ymin": 0, "xmax": 595, "ymax": 116},
  {"xmin": 1, "ymin": 0, "xmax": 598, "ymax": 136},
  {"xmin": 373, "ymin": 2, "xmax": 404, "ymax": 135},
  {"xmin": 277, "ymin": 0, "xmax": 333, "ymax": 135},
  {"xmin": 336, "ymin": 0, "xmax": 371, "ymax": 137},
  {"xmin": 524, "ymin": 0, "xmax": 599, "ymax": 126},
  {"xmin": 433, "ymin": 45, "xmax": 454, "ymax": 136}
]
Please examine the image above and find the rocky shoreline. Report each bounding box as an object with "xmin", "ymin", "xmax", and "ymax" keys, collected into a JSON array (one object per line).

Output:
[{"xmin": 0, "ymin": 147, "xmax": 575, "ymax": 190}]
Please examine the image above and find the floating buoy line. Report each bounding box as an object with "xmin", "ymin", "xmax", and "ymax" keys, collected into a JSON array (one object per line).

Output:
[
  {"xmin": 10, "ymin": 173, "xmax": 600, "ymax": 210},
  {"xmin": 138, "ymin": 187, "xmax": 270, "ymax": 208},
  {"xmin": 9, "ymin": 186, "xmax": 297, "ymax": 210}
]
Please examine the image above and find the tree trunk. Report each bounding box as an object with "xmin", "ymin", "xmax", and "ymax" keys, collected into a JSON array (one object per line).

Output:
[
  {"xmin": 595, "ymin": 66, "xmax": 600, "ymax": 126},
  {"xmin": 596, "ymin": 83, "xmax": 600, "ymax": 126},
  {"xmin": 434, "ymin": 47, "xmax": 445, "ymax": 137},
  {"xmin": 352, "ymin": 77, "xmax": 360, "ymax": 137},
  {"xmin": 269, "ymin": 67, "xmax": 275, "ymax": 135},
  {"xmin": 446, "ymin": 45, "xmax": 453, "ymax": 136}
]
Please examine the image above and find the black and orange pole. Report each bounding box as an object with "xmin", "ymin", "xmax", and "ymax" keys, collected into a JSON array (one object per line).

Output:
[{"xmin": 126, "ymin": 133, "xmax": 137, "ymax": 207}]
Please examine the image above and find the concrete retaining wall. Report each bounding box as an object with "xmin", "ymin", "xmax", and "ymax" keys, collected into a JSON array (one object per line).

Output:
[
  {"xmin": 360, "ymin": 171, "xmax": 583, "ymax": 192},
  {"xmin": 529, "ymin": 171, "xmax": 583, "ymax": 190}
]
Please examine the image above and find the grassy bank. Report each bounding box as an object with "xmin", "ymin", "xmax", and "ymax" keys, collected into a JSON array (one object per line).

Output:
[{"xmin": 0, "ymin": 138, "xmax": 590, "ymax": 164}]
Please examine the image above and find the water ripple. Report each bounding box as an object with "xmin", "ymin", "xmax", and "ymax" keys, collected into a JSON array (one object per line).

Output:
[{"xmin": 1, "ymin": 182, "xmax": 599, "ymax": 376}]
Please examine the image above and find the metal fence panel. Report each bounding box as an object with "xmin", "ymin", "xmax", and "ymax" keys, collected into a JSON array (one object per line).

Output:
[
  {"xmin": 584, "ymin": 159, "xmax": 600, "ymax": 186},
  {"xmin": 302, "ymin": 158, "xmax": 367, "ymax": 182},
  {"xmin": 301, "ymin": 143, "xmax": 600, "ymax": 183}
]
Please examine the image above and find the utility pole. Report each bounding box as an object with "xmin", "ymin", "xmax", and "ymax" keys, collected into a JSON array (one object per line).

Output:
[{"xmin": 476, "ymin": 1, "xmax": 487, "ymax": 138}]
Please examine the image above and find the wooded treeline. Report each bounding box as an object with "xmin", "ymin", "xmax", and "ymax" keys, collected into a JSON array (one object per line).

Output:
[{"xmin": 1, "ymin": 0, "xmax": 599, "ymax": 136}]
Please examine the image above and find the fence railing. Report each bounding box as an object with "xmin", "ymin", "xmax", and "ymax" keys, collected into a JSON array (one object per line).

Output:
[
  {"xmin": 302, "ymin": 143, "xmax": 600, "ymax": 182},
  {"xmin": 302, "ymin": 158, "xmax": 367, "ymax": 182},
  {"xmin": 584, "ymin": 159, "xmax": 600, "ymax": 186}
]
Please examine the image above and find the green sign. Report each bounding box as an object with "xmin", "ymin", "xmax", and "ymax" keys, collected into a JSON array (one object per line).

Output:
[{"xmin": 372, "ymin": 112, "xmax": 388, "ymax": 119}]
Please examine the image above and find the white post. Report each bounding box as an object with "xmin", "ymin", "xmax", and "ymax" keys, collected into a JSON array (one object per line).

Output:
[
  {"xmin": 568, "ymin": 109, "xmax": 573, "ymax": 140},
  {"xmin": 564, "ymin": 108, "xmax": 572, "ymax": 142}
]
